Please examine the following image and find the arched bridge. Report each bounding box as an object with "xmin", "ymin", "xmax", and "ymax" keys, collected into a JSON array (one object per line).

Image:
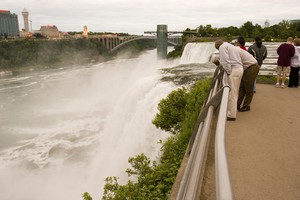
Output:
[{"xmin": 91, "ymin": 35, "xmax": 182, "ymax": 53}]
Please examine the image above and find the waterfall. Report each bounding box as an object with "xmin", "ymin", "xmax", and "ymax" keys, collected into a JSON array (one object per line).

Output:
[
  {"xmin": 0, "ymin": 43, "xmax": 219, "ymax": 199},
  {"xmin": 180, "ymin": 42, "xmax": 216, "ymax": 64},
  {"xmin": 0, "ymin": 50, "xmax": 175, "ymax": 200}
]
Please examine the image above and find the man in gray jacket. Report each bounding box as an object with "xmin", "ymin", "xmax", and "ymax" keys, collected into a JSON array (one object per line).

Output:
[{"xmin": 248, "ymin": 36, "xmax": 267, "ymax": 92}]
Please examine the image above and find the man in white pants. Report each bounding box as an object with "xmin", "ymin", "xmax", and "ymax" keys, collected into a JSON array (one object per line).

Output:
[{"xmin": 215, "ymin": 39, "xmax": 244, "ymax": 121}]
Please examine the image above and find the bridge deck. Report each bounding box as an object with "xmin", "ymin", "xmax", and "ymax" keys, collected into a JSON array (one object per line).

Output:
[{"xmin": 226, "ymin": 83, "xmax": 300, "ymax": 200}]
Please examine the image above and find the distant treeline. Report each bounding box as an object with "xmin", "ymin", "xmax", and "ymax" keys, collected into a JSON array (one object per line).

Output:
[
  {"xmin": 191, "ymin": 20, "xmax": 300, "ymax": 41},
  {"xmin": 167, "ymin": 20, "xmax": 300, "ymax": 59},
  {"xmin": 0, "ymin": 38, "xmax": 156, "ymax": 70}
]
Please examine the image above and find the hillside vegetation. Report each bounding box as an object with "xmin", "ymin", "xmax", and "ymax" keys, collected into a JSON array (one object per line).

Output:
[
  {"xmin": 168, "ymin": 20, "xmax": 300, "ymax": 59},
  {"xmin": 0, "ymin": 38, "xmax": 156, "ymax": 71}
]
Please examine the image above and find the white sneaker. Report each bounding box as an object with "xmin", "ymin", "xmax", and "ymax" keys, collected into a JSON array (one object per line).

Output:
[
  {"xmin": 276, "ymin": 83, "xmax": 279, "ymax": 88},
  {"xmin": 281, "ymin": 83, "xmax": 285, "ymax": 88}
]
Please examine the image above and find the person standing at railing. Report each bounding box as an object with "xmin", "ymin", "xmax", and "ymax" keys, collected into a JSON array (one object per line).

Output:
[
  {"xmin": 237, "ymin": 36, "xmax": 247, "ymax": 51},
  {"xmin": 237, "ymin": 48, "xmax": 260, "ymax": 112},
  {"xmin": 276, "ymin": 37, "xmax": 295, "ymax": 88},
  {"xmin": 248, "ymin": 36, "xmax": 268, "ymax": 93},
  {"xmin": 288, "ymin": 38, "xmax": 300, "ymax": 88},
  {"xmin": 214, "ymin": 39, "xmax": 244, "ymax": 121}
]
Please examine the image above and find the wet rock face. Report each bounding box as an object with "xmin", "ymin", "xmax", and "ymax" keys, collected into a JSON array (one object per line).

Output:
[{"xmin": 161, "ymin": 63, "xmax": 217, "ymax": 85}]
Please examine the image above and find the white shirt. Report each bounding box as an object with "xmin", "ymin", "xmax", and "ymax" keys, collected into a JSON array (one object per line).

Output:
[
  {"xmin": 291, "ymin": 46, "xmax": 300, "ymax": 67},
  {"xmin": 238, "ymin": 47, "xmax": 258, "ymax": 70},
  {"xmin": 219, "ymin": 42, "xmax": 243, "ymax": 74}
]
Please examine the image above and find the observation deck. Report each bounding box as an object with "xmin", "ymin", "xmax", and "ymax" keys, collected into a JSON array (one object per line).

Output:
[
  {"xmin": 201, "ymin": 83, "xmax": 300, "ymax": 199},
  {"xmin": 170, "ymin": 58, "xmax": 300, "ymax": 199}
]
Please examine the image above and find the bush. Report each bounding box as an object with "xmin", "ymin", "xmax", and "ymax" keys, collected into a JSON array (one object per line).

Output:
[
  {"xmin": 167, "ymin": 45, "xmax": 183, "ymax": 59},
  {"xmin": 82, "ymin": 192, "xmax": 93, "ymax": 200},
  {"xmin": 264, "ymin": 35, "xmax": 273, "ymax": 42},
  {"xmin": 152, "ymin": 87, "xmax": 188, "ymax": 134}
]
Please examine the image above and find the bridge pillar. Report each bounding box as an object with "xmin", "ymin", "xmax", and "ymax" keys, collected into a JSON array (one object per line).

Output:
[{"xmin": 157, "ymin": 24, "xmax": 168, "ymax": 59}]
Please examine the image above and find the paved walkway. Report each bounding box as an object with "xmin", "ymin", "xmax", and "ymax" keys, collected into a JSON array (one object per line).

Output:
[{"xmin": 226, "ymin": 83, "xmax": 300, "ymax": 200}]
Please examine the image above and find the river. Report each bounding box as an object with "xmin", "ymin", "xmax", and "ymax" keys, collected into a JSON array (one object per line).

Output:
[{"xmin": 0, "ymin": 43, "xmax": 217, "ymax": 200}]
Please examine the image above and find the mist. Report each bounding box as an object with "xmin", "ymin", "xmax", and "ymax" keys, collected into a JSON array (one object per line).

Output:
[{"xmin": 0, "ymin": 49, "xmax": 176, "ymax": 200}]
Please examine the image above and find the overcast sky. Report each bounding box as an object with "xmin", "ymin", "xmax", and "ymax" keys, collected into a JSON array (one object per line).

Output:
[{"xmin": 1, "ymin": 0, "xmax": 299, "ymax": 35}]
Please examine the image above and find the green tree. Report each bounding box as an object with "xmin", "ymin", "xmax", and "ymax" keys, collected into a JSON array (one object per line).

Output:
[
  {"xmin": 197, "ymin": 25, "xmax": 206, "ymax": 37},
  {"xmin": 216, "ymin": 26, "xmax": 240, "ymax": 37},
  {"xmin": 276, "ymin": 20, "xmax": 295, "ymax": 39},
  {"xmin": 264, "ymin": 27, "xmax": 275, "ymax": 38},
  {"xmin": 290, "ymin": 21, "xmax": 300, "ymax": 38},
  {"xmin": 278, "ymin": 20, "xmax": 290, "ymax": 30},
  {"xmin": 82, "ymin": 192, "xmax": 93, "ymax": 200},
  {"xmin": 264, "ymin": 34, "xmax": 273, "ymax": 42},
  {"xmin": 252, "ymin": 24, "xmax": 263, "ymax": 38},
  {"xmin": 102, "ymin": 154, "xmax": 164, "ymax": 200},
  {"xmin": 240, "ymin": 21, "xmax": 255, "ymax": 37},
  {"xmin": 197, "ymin": 24, "xmax": 217, "ymax": 37},
  {"xmin": 225, "ymin": 34, "xmax": 233, "ymax": 42},
  {"xmin": 152, "ymin": 87, "xmax": 188, "ymax": 134},
  {"xmin": 239, "ymin": 28, "xmax": 248, "ymax": 38},
  {"xmin": 269, "ymin": 24, "xmax": 281, "ymax": 38}
]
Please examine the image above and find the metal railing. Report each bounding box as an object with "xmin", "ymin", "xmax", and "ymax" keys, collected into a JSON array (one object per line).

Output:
[{"xmin": 175, "ymin": 65, "xmax": 234, "ymax": 200}]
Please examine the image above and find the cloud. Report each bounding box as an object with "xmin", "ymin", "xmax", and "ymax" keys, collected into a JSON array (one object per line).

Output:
[{"xmin": 2, "ymin": 0, "xmax": 299, "ymax": 34}]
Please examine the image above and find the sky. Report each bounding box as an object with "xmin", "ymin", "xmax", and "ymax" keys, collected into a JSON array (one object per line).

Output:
[{"xmin": 1, "ymin": 0, "xmax": 299, "ymax": 35}]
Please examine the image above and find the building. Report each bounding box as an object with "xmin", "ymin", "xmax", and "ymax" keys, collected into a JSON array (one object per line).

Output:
[
  {"xmin": 82, "ymin": 25, "xmax": 88, "ymax": 38},
  {"xmin": 290, "ymin": 19, "xmax": 300, "ymax": 24},
  {"xmin": 22, "ymin": 8, "xmax": 29, "ymax": 32},
  {"xmin": 264, "ymin": 19, "xmax": 270, "ymax": 28},
  {"xmin": 0, "ymin": 10, "xmax": 19, "ymax": 37},
  {"xmin": 40, "ymin": 25, "xmax": 60, "ymax": 38}
]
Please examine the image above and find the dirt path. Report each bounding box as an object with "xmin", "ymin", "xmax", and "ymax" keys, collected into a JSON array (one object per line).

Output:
[{"xmin": 226, "ymin": 83, "xmax": 300, "ymax": 200}]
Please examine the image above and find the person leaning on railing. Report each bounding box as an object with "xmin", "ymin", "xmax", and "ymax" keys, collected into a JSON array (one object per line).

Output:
[
  {"xmin": 237, "ymin": 48, "xmax": 260, "ymax": 112},
  {"xmin": 214, "ymin": 39, "xmax": 244, "ymax": 121}
]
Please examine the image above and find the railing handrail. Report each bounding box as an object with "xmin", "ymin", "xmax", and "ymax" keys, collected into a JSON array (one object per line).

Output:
[
  {"xmin": 174, "ymin": 65, "xmax": 234, "ymax": 200},
  {"xmin": 215, "ymin": 74, "xmax": 234, "ymax": 200}
]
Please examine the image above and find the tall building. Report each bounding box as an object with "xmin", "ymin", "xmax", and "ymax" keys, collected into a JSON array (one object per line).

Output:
[
  {"xmin": 290, "ymin": 19, "xmax": 300, "ymax": 24},
  {"xmin": 264, "ymin": 19, "xmax": 270, "ymax": 28},
  {"xmin": 22, "ymin": 8, "xmax": 29, "ymax": 32},
  {"xmin": 82, "ymin": 25, "xmax": 88, "ymax": 38},
  {"xmin": 0, "ymin": 10, "xmax": 19, "ymax": 37}
]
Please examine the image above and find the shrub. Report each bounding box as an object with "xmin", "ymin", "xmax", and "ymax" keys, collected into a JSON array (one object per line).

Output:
[{"xmin": 152, "ymin": 87, "xmax": 188, "ymax": 134}]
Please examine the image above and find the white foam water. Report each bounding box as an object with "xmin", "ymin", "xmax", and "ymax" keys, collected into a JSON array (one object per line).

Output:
[
  {"xmin": 0, "ymin": 42, "xmax": 218, "ymax": 200},
  {"xmin": 0, "ymin": 50, "xmax": 176, "ymax": 200},
  {"xmin": 180, "ymin": 42, "xmax": 216, "ymax": 64}
]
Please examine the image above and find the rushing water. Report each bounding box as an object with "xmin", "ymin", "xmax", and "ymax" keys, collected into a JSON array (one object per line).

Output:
[
  {"xmin": 0, "ymin": 43, "xmax": 216, "ymax": 200},
  {"xmin": 0, "ymin": 50, "xmax": 178, "ymax": 200},
  {"xmin": 180, "ymin": 42, "xmax": 216, "ymax": 64}
]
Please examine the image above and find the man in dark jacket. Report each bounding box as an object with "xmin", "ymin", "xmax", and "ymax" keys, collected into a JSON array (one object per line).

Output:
[
  {"xmin": 276, "ymin": 37, "xmax": 295, "ymax": 88},
  {"xmin": 248, "ymin": 36, "xmax": 268, "ymax": 92}
]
